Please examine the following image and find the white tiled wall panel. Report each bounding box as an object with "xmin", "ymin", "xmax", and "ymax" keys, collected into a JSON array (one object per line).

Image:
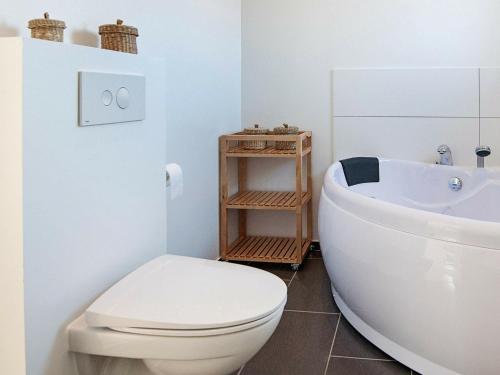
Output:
[
  {"xmin": 333, "ymin": 68, "xmax": 479, "ymax": 118},
  {"xmin": 480, "ymin": 68, "xmax": 500, "ymax": 117},
  {"xmin": 334, "ymin": 117, "xmax": 479, "ymax": 166},
  {"xmin": 480, "ymin": 119, "xmax": 500, "ymax": 166}
]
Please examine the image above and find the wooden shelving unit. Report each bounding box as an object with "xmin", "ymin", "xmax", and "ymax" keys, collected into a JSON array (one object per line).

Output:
[{"xmin": 219, "ymin": 131, "xmax": 312, "ymax": 269}]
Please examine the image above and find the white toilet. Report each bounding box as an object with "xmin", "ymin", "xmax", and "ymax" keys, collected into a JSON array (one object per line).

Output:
[{"xmin": 68, "ymin": 255, "xmax": 287, "ymax": 375}]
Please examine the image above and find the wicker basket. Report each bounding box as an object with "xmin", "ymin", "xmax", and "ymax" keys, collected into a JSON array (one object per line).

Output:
[
  {"xmin": 243, "ymin": 124, "xmax": 268, "ymax": 150},
  {"xmin": 273, "ymin": 124, "xmax": 299, "ymax": 150},
  {"xmin": 28, "ymin": 12, "xmax": 66, "ymax": 42},
  {"xmin": 99, "ymin": 19, "xmax": 138, "ymax": 54}
]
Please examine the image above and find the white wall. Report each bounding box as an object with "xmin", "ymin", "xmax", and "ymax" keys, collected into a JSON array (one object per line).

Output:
[
  {"xmin": 242, "ymin": 0, "xmax": 500, "ymax": 239},
  {"xmin": 0, "ymin": 38, "xmax": 168, "ymax": 375},
  {"xmin": 0, "ymin": 0, "xmax": 241, "ymax": 260},
  {"xmin": 0, "ymin": 38, "xmax": 26, "ymax": 375}
]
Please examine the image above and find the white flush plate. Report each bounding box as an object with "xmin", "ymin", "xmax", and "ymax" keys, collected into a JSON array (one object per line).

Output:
[{"xmin": 79, "ymin": 71, "xmax": 145, "ymax": 126}]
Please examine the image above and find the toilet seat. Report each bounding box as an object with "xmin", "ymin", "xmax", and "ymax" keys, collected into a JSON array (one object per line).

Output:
[
  {"xmin": 110, "ymin": 301, "xmax": 286, "ymax": 337},
  {"xmin": 69, "ymin": 304, "xmax": 284, "ymax": 365},
  {"xmin": 86, "ymin": 255, "xmax": 287, "ymax": 332}
]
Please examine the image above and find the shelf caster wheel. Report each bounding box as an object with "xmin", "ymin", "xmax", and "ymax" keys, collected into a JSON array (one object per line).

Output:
[{"xmin": 291, "ymin": 263, "xmax": 300, "ymax": 271}]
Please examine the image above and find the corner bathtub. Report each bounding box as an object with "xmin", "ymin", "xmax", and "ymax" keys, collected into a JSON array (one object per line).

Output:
[{"xmin": 319, "ymin": 159, "xmax": 500, "ymax": 375}]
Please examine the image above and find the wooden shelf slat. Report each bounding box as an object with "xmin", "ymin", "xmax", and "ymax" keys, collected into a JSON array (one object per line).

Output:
[
  {"xmin": 223, "ymin": 131, "xmax": 311, "ymax": 142},
  {"xmin": 226, "ymin": 145, "xmax": 312, "ymax": 158},
  {"xmin": 227, "ymin": 191, "xmax": 311, "ymax": 210},
  {"xmin": 226, "ymin": 236, "xmax": 311, "ymax": 264}
]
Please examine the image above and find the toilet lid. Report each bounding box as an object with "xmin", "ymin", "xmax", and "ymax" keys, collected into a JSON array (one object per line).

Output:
[{"xmin": 85, "ymin": 255, "xmax": 288, "ymax": 330}]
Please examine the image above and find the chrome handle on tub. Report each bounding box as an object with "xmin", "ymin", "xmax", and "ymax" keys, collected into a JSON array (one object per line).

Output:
[
  {"xmin": 448, "ymin": 177, "xmax": 463, "ymax": 191},
  {"xmin": 437, "ymin": 145, "xmax": 453, "ymax": 166}
]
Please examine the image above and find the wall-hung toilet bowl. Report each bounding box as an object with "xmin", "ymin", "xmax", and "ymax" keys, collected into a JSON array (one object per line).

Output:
[{"xmin": 68, "ymin": 255, "xmax": 287, "ymax": 375}]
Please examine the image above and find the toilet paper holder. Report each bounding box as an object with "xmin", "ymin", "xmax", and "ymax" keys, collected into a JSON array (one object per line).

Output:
[{"xmin": 165, "ymin": 163, "xmax": 183, "ymax": 199}]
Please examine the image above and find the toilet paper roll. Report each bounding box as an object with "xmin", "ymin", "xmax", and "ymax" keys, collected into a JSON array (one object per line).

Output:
[{"xmin": 166, "ymin": 163, "xmax": 183, "ymax": 200}]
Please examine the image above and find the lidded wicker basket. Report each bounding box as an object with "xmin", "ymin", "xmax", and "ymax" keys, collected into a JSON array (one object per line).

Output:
[
  {"xmin": 99, "ymin": 19, "xmax": 139, "ymax": 54},
  {"xmin": 243, "ymin": 124, "xmax": 268, "ymax": 150},
  {"xmin": 28, "ymin": 12, "xmax": 66, "ymax": 42},
  {"xmin": 273, "ymin": 123, "xmax": 299, "ymax": 150}
]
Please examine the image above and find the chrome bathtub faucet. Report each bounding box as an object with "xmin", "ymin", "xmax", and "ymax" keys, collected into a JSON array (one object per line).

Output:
[
  {"xmin": 475, "ymin": 146, "xmax": 491, "ymax": 168},
  {"xmin": 437, "ymin": 145, "xmax": 453, "ymax": 166}
]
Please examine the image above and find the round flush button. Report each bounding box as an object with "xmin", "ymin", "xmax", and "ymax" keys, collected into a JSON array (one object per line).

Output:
[
  {"xmin": 101, "ymin": 90, "xmax": 113, "ymax": 106},
  {"xmin": 116, "ymin": 87, "xmax": 130, "ymax": 109}
]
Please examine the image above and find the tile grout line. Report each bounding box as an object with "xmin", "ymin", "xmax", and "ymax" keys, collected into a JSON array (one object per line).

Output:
[
  {"xmin": 323, "ymin": 312, "xmax": 342, "ymax": 375},
  {"xmin": 330, "ymin": 355, "xmax": 396, "ymax": 362},
  {"xmin": 287, "ymin": 269, "xmax": 298, "ymax": 288},
  {"xmin": 334, "ymin": 115, "xmax": 481, "ymax": 119},
  {"xmin": 284, "ymin": 309, "xmax": 340, "ymax": 315}
]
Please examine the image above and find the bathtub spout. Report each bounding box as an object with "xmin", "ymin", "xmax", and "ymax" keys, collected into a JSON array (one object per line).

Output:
[{"xmin": 475, "ymin": 145, "xmax": 491, "ymax": 168}]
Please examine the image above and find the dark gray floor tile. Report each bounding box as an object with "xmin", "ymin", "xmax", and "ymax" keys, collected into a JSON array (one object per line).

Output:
[
  {"xmin": 308, "ymin": 250, "xmax": 322, "ymax": 258},
  {"xmin": 286, "ymin": 258, "xmax": 339, "ymax": 313},
  {"xmin": 241, "ymin": 311, "xmax": 339, "ymax": 375},
  {"xmin": 332, "ymin": 316, "xmax": 390, "ymax": 359},
  {"xmin": 327, "ymin": 357, "xmax": 410, "ymax": 375},
  {"xmin": 248, "ymin": 262, "xmax": 295, "ymax": 281}
]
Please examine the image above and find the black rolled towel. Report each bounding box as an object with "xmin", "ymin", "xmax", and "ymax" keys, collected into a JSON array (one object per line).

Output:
[{"xmin": 340, "ymin": 157, "xmax": 380, "ymax": 186}]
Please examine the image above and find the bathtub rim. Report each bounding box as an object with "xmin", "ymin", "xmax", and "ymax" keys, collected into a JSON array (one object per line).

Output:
[{"xmin": 323, "ymin": 160, "xmax": 500, "ymax": 250}]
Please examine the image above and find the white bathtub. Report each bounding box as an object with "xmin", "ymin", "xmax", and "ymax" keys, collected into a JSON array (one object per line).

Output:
[{"xmin": 319, "ymin": 159, "xmax": 500, "ymax": 375}]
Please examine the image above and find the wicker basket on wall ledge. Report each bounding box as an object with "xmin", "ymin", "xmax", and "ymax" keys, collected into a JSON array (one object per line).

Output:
[
  {"xmin": 99, "ymin": 19, "xmax": 139, "ymax": 54},
  {"xmin": 243, "ymin": 124, "xmax": 269, "ymax": 150},
  {"xmin": 28, "ymin": 12, "xmax": 66, "ymax": 42},
  {"xmin": 273, "ymin": 124, "xmax": 299, "ymax": 150}
]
